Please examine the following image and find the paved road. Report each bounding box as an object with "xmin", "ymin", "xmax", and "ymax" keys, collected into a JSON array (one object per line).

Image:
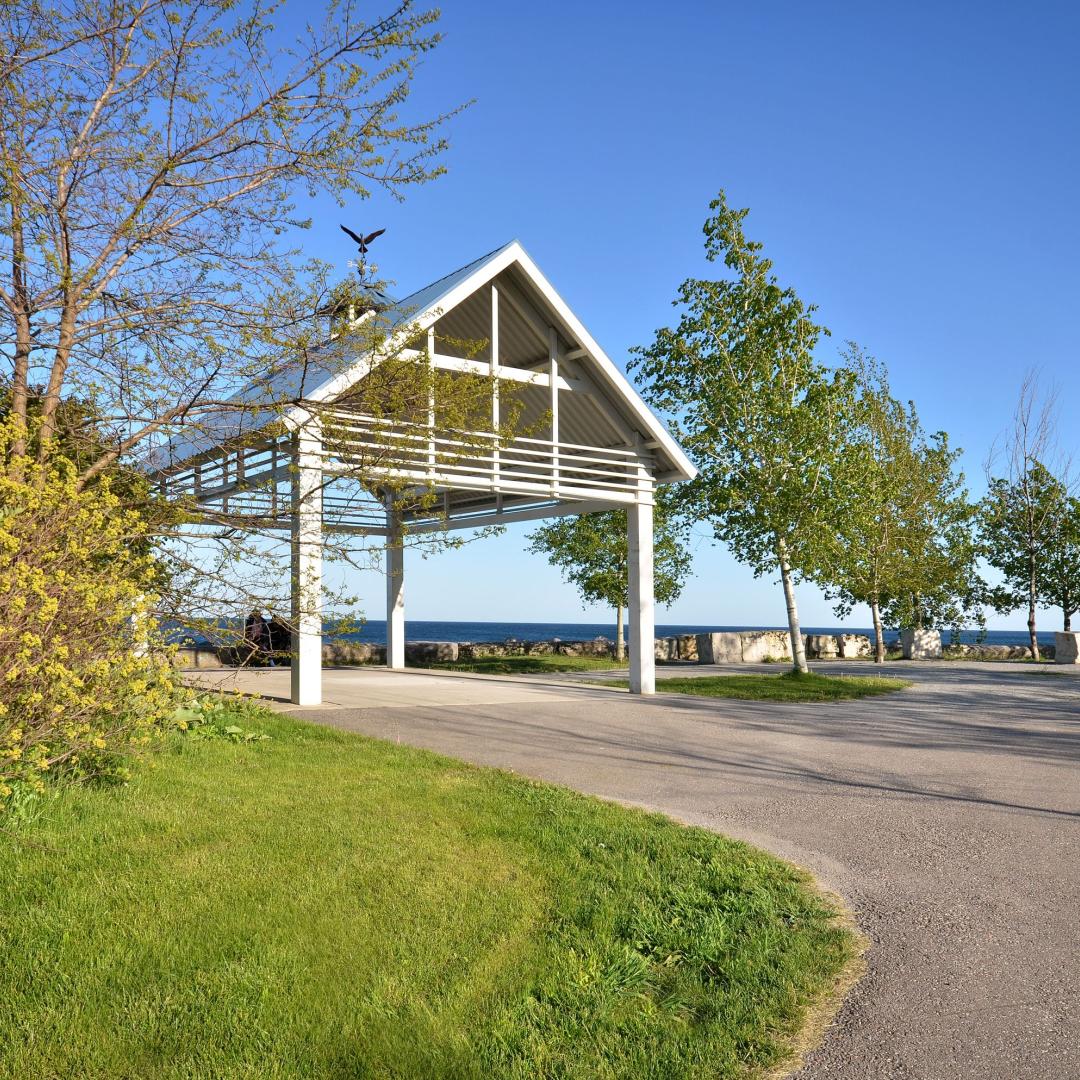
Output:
[{"xmin": 292, "ymin": 662, "xmax": 1080, "ymax": 1079}]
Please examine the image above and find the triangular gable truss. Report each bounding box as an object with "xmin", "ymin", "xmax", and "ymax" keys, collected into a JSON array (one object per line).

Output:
[{"xmin": 155, "ymin": 241, "xmax": 695, "ymax": 536}]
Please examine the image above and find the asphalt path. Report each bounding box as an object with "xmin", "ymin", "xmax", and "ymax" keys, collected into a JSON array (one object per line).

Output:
[{"xmin": 291, "ymin": 661, "xmax": 1080, "ymax": 1079}]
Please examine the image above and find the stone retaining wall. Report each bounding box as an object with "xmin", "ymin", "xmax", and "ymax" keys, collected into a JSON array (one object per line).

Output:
[
  {"xmin": 173, "ymin": 636, "xmax": 615, "ymax": 668},
  {"xmin": 174, "ymin": 630, "xmax": 1054, "ymax": 669},
  {"xmin": 1056, "ymin": 632, "xmax": 1079, "ymax": 664},
  {"xmin": 662, "ymin": 630, "xmax": 873, "ymax": 664},
  {"xmin": 943, "ymin": 643, "xmax": 1056, "ymax": 661}
]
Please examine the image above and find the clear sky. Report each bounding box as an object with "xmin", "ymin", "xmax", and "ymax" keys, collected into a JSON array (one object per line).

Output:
[{"xmin": 290, "ymin": 0, "xmax": 1080, "ymax": 630}]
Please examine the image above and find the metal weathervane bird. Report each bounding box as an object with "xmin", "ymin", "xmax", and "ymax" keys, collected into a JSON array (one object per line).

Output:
[
  {"xmin": 340, "ymin": 225, "xmax": 385, "ymax": 256},
  {"xmin": 340, "ymin": 225, "xmax": 385, "ymax": 291},
  {"xmin": 339, "ymin": 225, "xmax": 388, "ymax": 311}
]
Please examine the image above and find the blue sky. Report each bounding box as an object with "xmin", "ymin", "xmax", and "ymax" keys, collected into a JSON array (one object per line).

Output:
[{"xmin": 290, "ymin": 1, "xmax": 1079, "ymax": 630}]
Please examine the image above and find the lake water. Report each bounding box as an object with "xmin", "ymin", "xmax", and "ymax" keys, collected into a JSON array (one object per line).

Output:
[
  {"xmin": 170, "ymin": 618, "xmax": 1057, "ymax": 648},
  {"xmin": 333, "ymin": 620, "xmax": 1056, "ymax": 648}
]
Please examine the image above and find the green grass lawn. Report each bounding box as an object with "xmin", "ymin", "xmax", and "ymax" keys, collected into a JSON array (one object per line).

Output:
[
  {"xmin": 422, "ymin": 653, "xmax": 626, "ymax": 675},
  {"xmin": 0, "ymin": 705, "xmax": 858, "ymax": 1080},
  {"xmin": 604, "ymin": 671, "xmax": 911, "ymax": 702}
]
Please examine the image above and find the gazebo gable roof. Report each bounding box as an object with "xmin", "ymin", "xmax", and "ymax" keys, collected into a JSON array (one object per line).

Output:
[
  {"xmin": 150, "ymin": 241, "xmax": 696, "ymax": 484},
  {"xmin": 297, "ymin": 240, "xmax": 695, "ymax": 483}
]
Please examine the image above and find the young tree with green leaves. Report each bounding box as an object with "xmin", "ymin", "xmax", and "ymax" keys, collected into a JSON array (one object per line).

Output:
[
  {"xmin": 824, "ymin": 346, "xmax": 981, "ymax": 661},
  {"xmin": 526, "ymin": 490, "xmax": 693, "ymax": 660},
  {"xmin": 630, "ymin": 192, "xmax": 852, "ymax": 674},
  {"xmin": 982, "ymin": 462, "xmax": 1069, "ymax": 654},
  {"xmin": 981, "ymin": 374, "xmax": 1071, "ymax": 660},
  {"xmin": 877, "ymin": 469, "xmax": 984, "ymax": 644},
  {"xmin": 1038, "ymin": 494, "xmax": 1080, "ymax": 631}
]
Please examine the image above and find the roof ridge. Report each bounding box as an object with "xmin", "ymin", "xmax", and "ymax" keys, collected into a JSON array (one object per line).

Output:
[{"xmin": 392, "ymin": 239, "xmax": 517, "ymax": 313}]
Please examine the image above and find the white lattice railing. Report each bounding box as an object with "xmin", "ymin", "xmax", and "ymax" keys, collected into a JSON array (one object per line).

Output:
[
  {"xmin": 158, "ymin": 412, "xmax": 651, "ymax": 528},
  {"xmin": 322, "ymin": 410, "xmax": 647, "ymax": 503}
]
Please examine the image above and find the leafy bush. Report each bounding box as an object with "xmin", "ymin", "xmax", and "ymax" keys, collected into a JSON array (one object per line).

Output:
[
  {"xmin": 0, "ymin": 429, "xmax": 178, "ymax": 806},
  {"xmin": 173, "ymin": 695, "xmax": 271, "ymax": 743}
]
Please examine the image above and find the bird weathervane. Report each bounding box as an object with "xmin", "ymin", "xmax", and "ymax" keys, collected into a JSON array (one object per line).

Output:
[{"xmin": 340, "ymin": 225, "xmax": 385, "ymax": 285}]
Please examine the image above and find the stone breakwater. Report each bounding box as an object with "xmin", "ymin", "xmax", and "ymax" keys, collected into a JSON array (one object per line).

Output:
[
  {"xmin": 173, "ymin": 629, "xmax": 1069, "ymax": 669},
  {"xmin": 173, "ymin": 636, "xmax": 615, "ymax": 668}
]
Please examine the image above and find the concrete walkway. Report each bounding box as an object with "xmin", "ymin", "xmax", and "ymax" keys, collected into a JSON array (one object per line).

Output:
[
  {"xmin": 198, "ymin": 662, "xmax": 1080, "ymax": 1079},
  {"xmin": 185, "ymin": 664, "xmax": 610, "ymax": 709}
]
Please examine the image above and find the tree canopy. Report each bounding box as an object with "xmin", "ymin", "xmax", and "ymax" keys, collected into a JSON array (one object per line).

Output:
[
  {"xmin": 1037, "ymin": 493, "xmax": 1080, "ymax": 631},
  {"xmin": 0, "ymin": 0, "xmax": 508, "ymax": 637},
  {"xmin": 526, "ymin": 490, "xmax": 693, "ymax": 657},
  {"xmin": 982, "ymin": 462, "xmax": 1069, "ymax": 642},
  {"xmin": 630, "ymin": 192, "xmax": 852, "ymax": 672},
  {"xmin": 980, "ymin": 374, "xmax": 1071, "ymax": 659},
  {"xmin": 823, "ymin": 346, "xmax": 982, "ymax": 658},
  {"xmin": 0, "ymin": 0, "xmax": 458, "ymax": 478}
]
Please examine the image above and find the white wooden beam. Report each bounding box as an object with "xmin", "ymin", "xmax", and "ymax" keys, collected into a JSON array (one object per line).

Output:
[
  {"xmin": 290, "ymin": 421, "xmax": 323, "ymax": 706},
  {"xmin": 397, "ymin": 347, "xmax": 584, "ymax": 391},
  {"xmin": 496, "ymin": 275, "xmax": 554, "ymax": 349},
  {"xmin": 407, "ymin": 497, "xmax": 628, "ymax": 533}
]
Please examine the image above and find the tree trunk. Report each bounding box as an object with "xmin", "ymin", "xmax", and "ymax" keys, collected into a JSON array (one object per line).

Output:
[
  {"xmin": 37, "ymin": 305, "xmax": 77, "ymax": 462},
  {"xmin": 8, "ymin": 192, "xmax": 32, "ymax": 470},
  {"xmin": 871, "ymin": 596, "xmax": 885, "ymax": 664},
  {"xmin": 777, "ymin": 541, "xmax": 808, "ymax": 675},
  {"xmin": 1028, "ymin": 557, "xmax": 1040, "ymax": 661},
  {"xmin": 1065, "ymin": 611, "xmax": 1072, "ymax": 632},
  {"xmin": 616, "ymin": 603, "xmax": 625, "ymax": 661}
]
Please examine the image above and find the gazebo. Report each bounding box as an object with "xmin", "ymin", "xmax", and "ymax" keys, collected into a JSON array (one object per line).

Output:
[{"xmin": 151, "ymin": 241, "xmax": 696, "ymax": 705}]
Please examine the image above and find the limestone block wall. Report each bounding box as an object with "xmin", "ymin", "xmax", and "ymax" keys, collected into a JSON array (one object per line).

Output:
[
  {"xmin": 740, "ymin": 631, "xmax": 794, "ymax": 663},
  {"xmin": 694, "ymin": 632, "xmax": 743, "ymax": 664},
  {"xmin": 901, "ymin": 629, "xmax": 942, "ymax": 660},
  {"xmin": 837, "ymin": 634, "xmax": 872, "ymax": 658},
  {"xmin": 174, "ymin": 628, "xmax": 1055, "ymax": 670},
  {"xmin": 804, "ymin": 634, "xmax": 839, "ymax": 659},
  {"xmin": 1055, "ymin": 632, "xmax": 1080, "ymax": 664},
  {"xmin": 324, "ymin": 641, "xmax": 386, "ymax": 665},
  {"xmin": 943, "ymin": 643, "xmax": 1054, "ymax": 661}
]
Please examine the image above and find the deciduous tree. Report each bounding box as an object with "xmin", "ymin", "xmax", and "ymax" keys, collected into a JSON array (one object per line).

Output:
[
  {"xmin": 526, "ymin": 490, "xmax": 693, "ymax": 660},
  {"xmin": 981, "ymin": 374, "xmax": 1071, "ymax": 660},
  {"xmin": 0, "ymin": 0, "xmax": 506, "ymax": 647},
  {"xmin": 0, "ymin": 0, "xmax": 458, "ymax": 477},
  {"xmin": 1038, "ymin": 493, "xmax": 1080, "ymax": 631},
  {"xmin": 630, "ymin": 193, "xmax": 851, "ymax": 673},
  {"xmin": 824, "ymin": 346, "xmax": 981, "ymax": 661}
]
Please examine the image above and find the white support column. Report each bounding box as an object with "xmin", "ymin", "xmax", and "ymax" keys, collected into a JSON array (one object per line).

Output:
[
  {"xmin": 491, "ymin": 292, "xmax": 503, "ymax": 511},
  {"xmin": 426, "ymin": 326, "xmax": 436, "ymax": 476},
  {"xmin": 386, "ymin": 507, "xmax": 405, "ymax": 669},
  {"xmin": 549, "ymin": 326, "xmax": 560, "ymax": 495},
  {"xmin": 290, "ymin": 421, "xmax": 323, "ymax": 706},
  {"xmin": 627, "ymin": 495, "xmax": 655, "ymax": 695}
]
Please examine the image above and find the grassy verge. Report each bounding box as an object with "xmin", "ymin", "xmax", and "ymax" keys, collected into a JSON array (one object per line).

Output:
[
  {"xmin": 0, "ymin": 703, "xmax": 857, "ymax": 1080},
  {"xmin": 604, "ymin": 671, "xmax": 911, "ymax": 701},
  {"xmin": 420, "ymin": 654, "xmax": 626, "ymax": 675}
]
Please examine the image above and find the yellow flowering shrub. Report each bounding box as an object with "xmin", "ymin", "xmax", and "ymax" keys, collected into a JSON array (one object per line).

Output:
[{"xmin": 0, "ymin": 432, "xmax": 178, "ymax": 805}]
